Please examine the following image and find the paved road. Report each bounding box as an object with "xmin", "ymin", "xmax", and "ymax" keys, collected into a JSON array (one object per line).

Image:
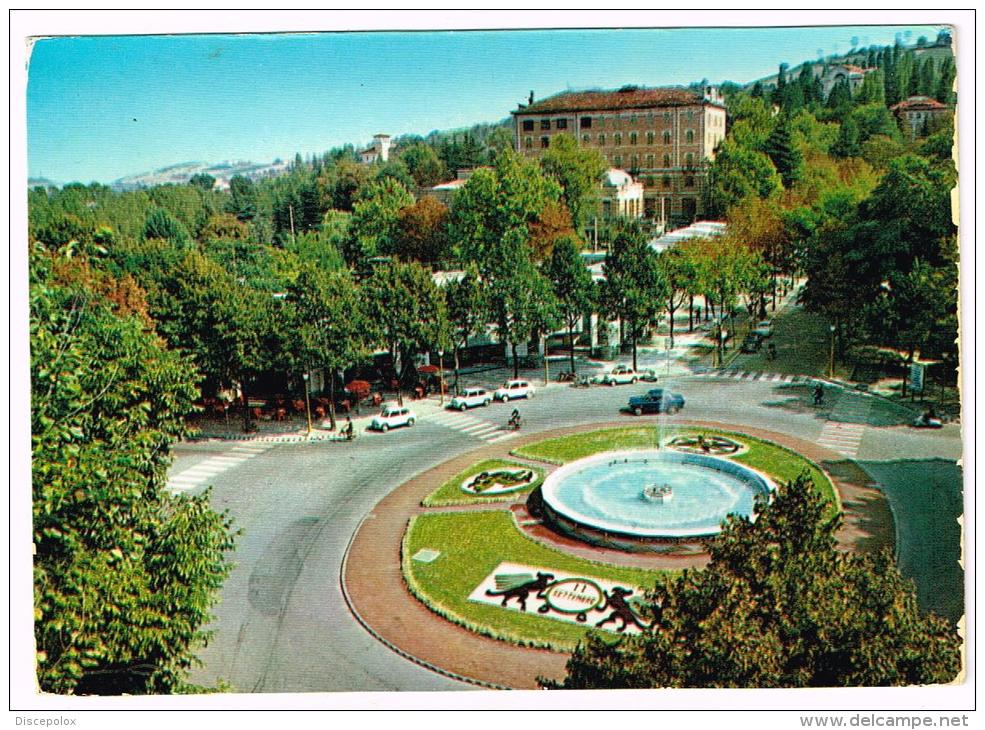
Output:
[{"xmin": 178, "ymin": 373, "xmax": 964, "ymax": 693}]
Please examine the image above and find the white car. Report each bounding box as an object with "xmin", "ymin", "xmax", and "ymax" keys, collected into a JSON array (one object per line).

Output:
[
  {"xmin": 448, "ymin": 387, "xmax": 492, "ymax": 411},
  {"xmin": 370, "ymin": 405, "xmax": 417, "ymax": 432},
  {"xmin": 599, "ymin": 365, "xmax": 640, "ymax": 386},
  {"xmin": 494, "ymin": 379, "xmax": 535, "ymax": 402}
]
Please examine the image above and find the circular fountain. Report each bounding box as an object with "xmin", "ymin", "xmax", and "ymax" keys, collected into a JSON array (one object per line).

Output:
[{"xmin": 539, "ymin": 449, "xmax": 776, "ymax": 550}]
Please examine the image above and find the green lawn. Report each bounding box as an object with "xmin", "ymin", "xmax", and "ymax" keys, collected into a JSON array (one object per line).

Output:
[
  {"xmin": 404, "ymin": 510, "xmax": 666, "ymax": 651},
  {"xmin": 513, "ymin": 426, "xmax": 839, "ymax": 515},
  {"xmin": 421, "ymin": 459, "xmax": 545, "ymax": 507}
]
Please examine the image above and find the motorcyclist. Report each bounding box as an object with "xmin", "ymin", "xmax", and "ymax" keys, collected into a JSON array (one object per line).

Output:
[{"xmin": 509, "ymin": 408, "xmax": 521, "ymax": 430}]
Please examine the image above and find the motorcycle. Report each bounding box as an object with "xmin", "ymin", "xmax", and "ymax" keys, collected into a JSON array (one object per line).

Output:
[
  {"xmin": 912, "ymin": 414, "xmax": 944, "ymax": 429},
  {"xmin": 572, "ymin": 375, "xmax": 593, "ymax": 388},
  {"xmin": 557, "ymin": 370, "xmax": 576, "ymax": 383},
  {"xmin": 508, "ymin": 414, "xmax": 523, "ymax": 431}
]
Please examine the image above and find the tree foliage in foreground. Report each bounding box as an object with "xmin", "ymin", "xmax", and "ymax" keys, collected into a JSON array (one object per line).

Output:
[
  {"xmin": 31, "ymin": 245, "xmax": 236, "ymax": 694},
  {"xmin": 547, "ymin": 473, "xmax": 961, "ymax": 689}
]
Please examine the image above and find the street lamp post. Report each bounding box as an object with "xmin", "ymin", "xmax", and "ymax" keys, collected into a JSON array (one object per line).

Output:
[
  {"xmin": 302, "ymin": 371, "xmax": 313, "ymax": 435},
  {"xmin": 438, "ymin": 349, "xmax": 445, "ymax": 406},
  {"xmin": 829, "ymin": 324, "xmax": 836, "ymax": 379}
]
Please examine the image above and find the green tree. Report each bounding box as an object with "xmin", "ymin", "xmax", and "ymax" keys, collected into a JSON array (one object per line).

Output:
[
  {"xmin": 489, "ymin": 230, "xmax": 560, "ymax": 378},
  {"xmin": 400, "ymin": 143, "xmax": 450, "ymax": 188},
  {"xmin": 443, "ymin": 264, "xmax": 489, "ymax": 393},
  {"xmin": 189, "ymin": 172, "xmax": 216, "ymax": 191},
  {"xmin": 601, "ymin": 220, "xmax": 665, "ymax": 371},
  {"xmin": 539, "ymin": 133, "xmax": 607, "ymax": 230},
  {"xmin": 31, "ymin": 245, "xmax": 236, "ymax": 694},
  {"xmin": 142, "ymin": 208, "xmax": 191, "ymax": 248},
  {"xmin": 549, "ymin": 473, "xmax": 961, "ymax": 689},
  {"xmin": 705, "ymin": 139, "xmax": 782, "ymax": 218},
  {"xmin": 364, "ymin": 261, "xmax": 451, "ymax": 389},
  {"xmin": 544, "ymin": 236, "xmax": 595, "ymax": 374},
  {"xmin": 286, "ymin": 266, "xmax": 371, "ymax": 429},
  {"xmin": 656, "ymin": 246, "xmax": 696, "ymax": 348},
  {"xmin": 763, "ymin": 114, "xmax": 803, "ymax": 188},
  {"xmin": 345, "ymin": 177, "xmax": 415, "ymax": 270},
  {"xmin": 226, "ymin": 175, "xmax": 258, "ymax": 222}
]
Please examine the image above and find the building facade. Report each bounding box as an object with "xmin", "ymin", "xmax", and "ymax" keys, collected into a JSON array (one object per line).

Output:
[
  {"xmin": 359, "ymin": 134, "xmax": 392, "ymax": 164},
  {"xmin": 890, "ymin": 96, "xmax": 952, "ymax": 140},
  {"xmin": 511, "ymin": 86, "xmax": 726, "ymax": 225}
]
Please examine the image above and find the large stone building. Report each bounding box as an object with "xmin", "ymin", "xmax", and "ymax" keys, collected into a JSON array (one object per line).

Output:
[{"xmin": 511, "ymin": 85, "xmax": 727, "ymax": 225}]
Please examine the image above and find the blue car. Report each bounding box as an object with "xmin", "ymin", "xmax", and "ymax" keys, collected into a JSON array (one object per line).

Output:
[{"xmin": 627, "ymin": 388, "xmax": 685, "ymax": 416}]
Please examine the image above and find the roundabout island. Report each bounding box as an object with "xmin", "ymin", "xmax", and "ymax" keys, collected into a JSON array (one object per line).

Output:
[{"xmin": 342, "ymin": 420, "xmax": 888, "ymax": 689}]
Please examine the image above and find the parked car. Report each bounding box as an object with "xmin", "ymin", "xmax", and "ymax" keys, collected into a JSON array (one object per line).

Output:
[
  {"xmin": 596, "ymin": 365, "xmax": 640, "ymax": 386},
  {"xmin": 627, "ymin": 388, "xmax": 686, "ymax": 416},
  {"xmin": 639, "ymin": 368, "xmax": 659, "ymax": 382},
  {"xmin": 448, "ymin": 387, "xmax": 491, "ymax": 411},
  {"xmin": 370, "ymin": 404, "xmax": 417, "ymax": 432},
  {"xmin": 752, "ymin": 320, "xmax": 773, "ymax": 338},
  {"xmin": 494, "ymin": 379, "xmax": 535, "ymax": 402}
]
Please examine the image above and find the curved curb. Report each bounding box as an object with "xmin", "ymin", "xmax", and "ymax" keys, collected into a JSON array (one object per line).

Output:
[{"xmin": 339, "ymin": 511, "xmax": 512, "ymax": 691}]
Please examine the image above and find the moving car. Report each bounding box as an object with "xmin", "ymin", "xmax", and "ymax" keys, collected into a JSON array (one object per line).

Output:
[
  {"xmin": 494, "ymin": 379, "xmax": 535, "ymax": 402},
  {"xmin": 370, "ymin": 404, "xmax": 417, "ymax": 432},
  {"xmin": 596, "ymin": 365, "xmax": 640, "ymax": 386},
  {"xmin": 448, "ymin": 387, "xmax": 492, "ymax": 411},
  {"xmin": 627, "ymin": 388, "xmax": 686, "ymax": 416}
]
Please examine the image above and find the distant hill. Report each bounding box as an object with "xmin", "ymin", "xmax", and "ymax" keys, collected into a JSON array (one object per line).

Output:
[{"xmin": 110, "ymin": 159, "xmax": 291, "ymax": 191}]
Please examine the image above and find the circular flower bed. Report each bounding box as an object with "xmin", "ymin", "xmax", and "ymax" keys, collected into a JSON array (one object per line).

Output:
[{"xmin": 664, "ymin": 433, "xmax": 745, "ymax": 457}]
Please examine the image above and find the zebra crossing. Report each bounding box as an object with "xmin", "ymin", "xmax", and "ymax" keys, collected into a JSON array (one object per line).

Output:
[
  {"xmin": 693, "ymin": 369, "xmax": 802, "ymax": 383},
  {"xmin": 166, "ymin": 441, "xmax": 274, "ymax": 494},
  {"xmin": 426, "ymin": 409, "xmax": 517, "ymax": 444},
  {"xmin": 816, "ymin": 393, "xmax": 872, "ymax": 458}
]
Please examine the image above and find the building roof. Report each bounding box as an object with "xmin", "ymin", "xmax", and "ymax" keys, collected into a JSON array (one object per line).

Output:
[
  {"xmin": 513, "ymin": 86, "xmax": 715, "ymax": 115},
  {"xmin": 431, "ymin": 178, "xmax": 468, "ymax": 191},
  {"xmin": 890, "ymin": 95, "xmax": 949, "ymax": 112}
]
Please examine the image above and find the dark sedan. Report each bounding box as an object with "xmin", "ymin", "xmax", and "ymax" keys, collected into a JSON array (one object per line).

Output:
[{"xmin": 627, "ymin": 389, "xmax": 685, "ymax": 416}]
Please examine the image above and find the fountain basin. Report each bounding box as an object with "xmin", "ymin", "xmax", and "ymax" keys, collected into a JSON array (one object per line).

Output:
[{"xmin": 540, "ymin": 449, "xmax": 776, "ymax": 544}]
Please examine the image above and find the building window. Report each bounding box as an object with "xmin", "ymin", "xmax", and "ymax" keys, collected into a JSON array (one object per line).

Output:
[
  {"xmin": 663, "ymin": 130, "xmax": 671, "ymax": 145},
  {"xmin": 614, "ymin": 133, "xmax": 622, "ymax": 146},
  {"xmin": 524, "ymin": 137, "xmax": 533, "ymax": 149},
  {"xmin": 614, "ymin": 155, "xmax": 622, "ymax": 168},
  {"xmin": 522, "ymin": 120, "xmax": 534, "ymax": 132},
  {"xmin": 687, "ymin": 110, "xmax": 694, "ymax": 121},
  {"xmin": 646, "ymin": 131, "xmax": 654, "ymax": 145},
  {"xmin": 602, "ymin": 200, "xmax": 611, "ymax": 217},
  {"xmin": 630, "ymin": 132, "xmax": 638, "ymax": 145},
  {"xmin": 686, "ymin": 129, "xmax": 694, "ymax": 144},
  {"xmin": 663, "ymin": 153, "xmax": 671, "ymax": 167},
  {"xmin": 580, "ymin": 116, "xmax": 592, "ymax": 129},
  {"xmin": 684, "ymin": 175, "xmax": 695, "ymax": 188},
  {"xmin": 557, "ymin": 118, "xmax": 567, "ymax": 130},
  {"xmin": 662, "ymin": 175, "xmax": 672, "ymax": 188},
  {"xmin": 646, "ymin": 154, "xmax": 654, "ymax": 168},
  {"xmin": 631, "ymin": 154, "xmax": 639, "ymax": 169},
  {"xmin": 598, "ymin": 133, "xmax": 605, "ymax": 146},
  {"xmin": 541, "ymin": 136, "xmax": 550, "ymax": 149},
  {"xmin": 582, "ymin": 134, "xmax": 591, "ymax": 145},
  {"xmin": 685, "ymin": 152, "xmax": 694, "ymax": 166},
  {"xmin": 663, "ymin": 112, "xmax": 671, "ymax": 121}
]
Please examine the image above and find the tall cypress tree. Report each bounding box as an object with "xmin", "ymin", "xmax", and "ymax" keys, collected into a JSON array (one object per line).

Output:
[{"xmin": 763, "ymin": 114, "xmax": 802, "ymax": 188}]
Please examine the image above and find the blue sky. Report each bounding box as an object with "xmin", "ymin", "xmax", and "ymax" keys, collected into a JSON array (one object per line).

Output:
[{"xmin": 27, "ymin": 25, "xmax": 946, "ymax": 184}]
